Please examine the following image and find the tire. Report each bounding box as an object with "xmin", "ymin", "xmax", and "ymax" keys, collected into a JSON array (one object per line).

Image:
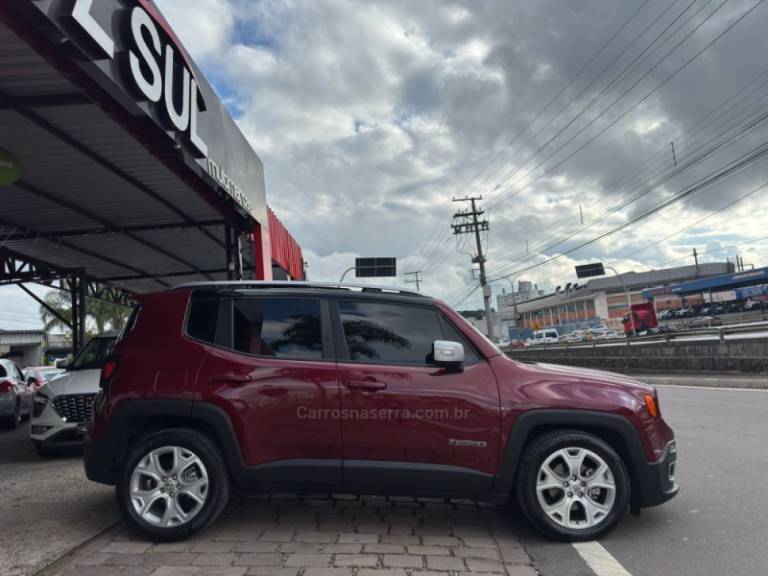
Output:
[
  {"xmin": 2, "ymin": 402, "xmax": 21, "ymax": 430},
  {"xmin": 515, "ymin": 430, "xmax": 630, "ymax": 541},
  {"xmin": 33, "ymin": 440, "xmax": 58, "ymax": 458},
  {"xmin": 116, "ymin": 428, "xmax": 230, "ymax": 541}
]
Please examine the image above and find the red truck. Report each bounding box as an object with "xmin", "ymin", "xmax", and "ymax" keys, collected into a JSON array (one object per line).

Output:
[{"xmin": 623, "ymin": 302, "xmax": 658, "ymax": 335}]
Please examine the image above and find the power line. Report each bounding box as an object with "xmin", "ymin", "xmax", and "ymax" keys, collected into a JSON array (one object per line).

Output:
[
  {"xmin": 408, "ymin": 1, "xmax": 658, "ymax": 272},
  {"xmin": 489, "ymin": 137, "xmax": 768, "ymax": 282},
  {"xmin": 484, "ymin": 0, "xmax": 746, "ymax": 213}
]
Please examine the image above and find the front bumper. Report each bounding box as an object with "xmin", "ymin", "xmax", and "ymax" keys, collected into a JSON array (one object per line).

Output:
[
  {"xmin": 634, "ymin": 440, "xmax": 679, "ymax": 508},
  {"xmin": 30, "ymin": 399, "xmax": 89, "ymax": 444}
]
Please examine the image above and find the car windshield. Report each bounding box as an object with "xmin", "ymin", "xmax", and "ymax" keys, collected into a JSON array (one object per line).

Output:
[{"xmin": 71, "ymin": 337, "xmax": 116, "ymax": 371}]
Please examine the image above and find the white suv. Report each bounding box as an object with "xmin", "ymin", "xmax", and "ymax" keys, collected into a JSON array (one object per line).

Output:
[{"xmin": 30, "ymin": 334, "xmax": 116, "ymax": 456}]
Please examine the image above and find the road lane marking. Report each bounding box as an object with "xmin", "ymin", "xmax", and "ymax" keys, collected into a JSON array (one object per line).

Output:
[
  {"xmin": 572, "ymin": 541, "xmax": 633, "ymax": 576},
  {"xmin": 656, "ymin": 384, "xmax": 768, "ymax": 393}
]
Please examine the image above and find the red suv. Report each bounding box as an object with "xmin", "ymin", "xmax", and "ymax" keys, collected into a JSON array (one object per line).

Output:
[{"xmin": 84, "ymin": 283, "xmax": 678, "ymax": 541}]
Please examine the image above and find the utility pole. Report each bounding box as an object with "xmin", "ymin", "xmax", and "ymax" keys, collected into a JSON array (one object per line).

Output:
[
  {"xmin": 405, "ymin": 270, "xmax": 422, "ymax": 291},
  {"xmin": 693, "ymin": 248, "xmax": 699, "ymax": 277},
  {"xmin": 671, "ymin": 141, "xmax": 678, "ymax": 166},
  {"xmin": 452, "ymin": 196, "xmax": 495, "ymax": 340}
]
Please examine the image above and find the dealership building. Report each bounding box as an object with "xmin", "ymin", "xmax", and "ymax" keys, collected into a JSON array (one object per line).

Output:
[
  {"xmin": 501, "ymin": 262, "xmax": 735, "ymax": 335},
  {"xmin": 0, "ymin": 0, "xmax": 304, "ymax": 353}
]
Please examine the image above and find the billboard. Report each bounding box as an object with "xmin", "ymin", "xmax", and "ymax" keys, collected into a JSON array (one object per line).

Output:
[
  {"xmin": 355, "ymin": 258, "xmax": 397, "ymax": 278},
  {"xmin": 575, "ymin": 263, "xmax": 606, "ymax": 279}
]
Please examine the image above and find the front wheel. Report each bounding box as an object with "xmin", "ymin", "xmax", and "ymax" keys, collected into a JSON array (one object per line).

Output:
[
  {"xmin": 516, "ymin": 430, "xmax": 630, "ymax": 541},
  {"xmin": 117, "ymin": 428, "xmax": 230, "ymax": 541}
]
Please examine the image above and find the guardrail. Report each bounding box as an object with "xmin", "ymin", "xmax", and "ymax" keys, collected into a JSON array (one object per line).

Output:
[{"xmin": 508, "ymin": 320, "xmax": 768, "ymax": 352}]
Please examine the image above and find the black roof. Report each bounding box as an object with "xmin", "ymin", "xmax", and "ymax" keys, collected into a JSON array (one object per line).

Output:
[{"xmin": 176, "ymin": 281, "xmax": 428, "ymax": 300}]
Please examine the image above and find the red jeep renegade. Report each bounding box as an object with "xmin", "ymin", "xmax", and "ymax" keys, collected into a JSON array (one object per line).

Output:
[{"xmin": 84, "ymin": 282, "xmax": 678, "ymax": 541}]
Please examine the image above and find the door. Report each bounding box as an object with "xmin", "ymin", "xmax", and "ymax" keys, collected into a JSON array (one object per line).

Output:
[
  {"xmin": 195, "ymin": 294, "xmax": 342, "ymax": 488},
  {"xmin": 333, "ymin": 299, "xmax": 501, "ymax": 495}
]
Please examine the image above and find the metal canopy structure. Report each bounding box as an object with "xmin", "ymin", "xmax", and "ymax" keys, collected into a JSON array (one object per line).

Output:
[
  {"xmin": 0, "ymin": 17, "xmax": 241, "ymax": 292},
  {"xmin": 0, "ymin": 1, "xmax": 304, "ymax": 352}
]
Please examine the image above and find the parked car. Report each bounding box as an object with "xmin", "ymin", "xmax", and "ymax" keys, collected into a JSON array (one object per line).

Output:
[
  {"xmin": 594, "ymin": 330, "xmax": 622, "ymax": 340},
  {"xmin": 531, "ymin": 328, "xmax": 559, "ymax": 345},
  {"xmin": 30, "ymin": 333, "xmax": 116, "ymax": 456},
  {"xmin": 23, "ymin": 366, "xmax": 64, "ymax": 390},
  {"xmin": 84, "ymin": 283, "xmax": 679, "ymax": 542},
  {"xmin": 689, "ymin": 315, "xmax": 723, "ymax": 328},
  {"xmin": 0, "ymin": 359, "xmax": 34, "ymax": 428},
  {"xmin": 510, "ymin": 339, "xmax": 527, "ymax": 349}
]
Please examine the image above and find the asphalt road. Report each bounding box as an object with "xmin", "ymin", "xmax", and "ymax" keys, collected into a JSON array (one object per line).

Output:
[
  {"xmin": 0, "ymin": 422, "xmax": 118, "ymax": 576},
  {"xmin": 520, "ymin": 385, "xmax": 768, "ymax": 576}
]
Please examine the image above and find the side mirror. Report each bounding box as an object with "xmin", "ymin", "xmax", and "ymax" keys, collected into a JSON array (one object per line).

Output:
[
  {"xmin": 55, "ymin": 357, "xmax": 72, "ymax": 369},
  {"xmin": 26, "ymin": 376, "xmax": 37, "ymax": 386},
  {"xmin": 433, "ymin": 340, "xmax": 464, "ymax": 369}
]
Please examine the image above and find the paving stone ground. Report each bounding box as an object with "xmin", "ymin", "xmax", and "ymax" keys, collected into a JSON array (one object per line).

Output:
[{"xmin": 43, "ymin": 495, "xmax": 538, "ymax": 576}]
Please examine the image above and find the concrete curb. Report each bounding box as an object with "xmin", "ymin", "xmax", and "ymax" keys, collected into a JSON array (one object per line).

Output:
[{"xmin": 627, "ymin": 374, "xmax": 768, "ymax": 389}]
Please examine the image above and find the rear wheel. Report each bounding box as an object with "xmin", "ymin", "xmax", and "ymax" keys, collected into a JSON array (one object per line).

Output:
[
  {"xmin": 117, "ymin": 428, "xmax": 230, "ymax": 541},
  {"xmin": 2, "ymin": 402, "xmax": 21, "ymax": 429},
  {"xmin": 516, "ymin": 430, "xmax": 630, "ymax": 541}
]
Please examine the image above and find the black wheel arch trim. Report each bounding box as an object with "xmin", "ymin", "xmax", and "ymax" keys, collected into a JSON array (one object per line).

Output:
[{"xmin": 490, "ymin": 409, "xmax": 678, "ymax": 509}]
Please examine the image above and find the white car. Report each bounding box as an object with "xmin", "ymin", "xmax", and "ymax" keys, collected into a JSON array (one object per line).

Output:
[
  {"xmin": 531, "ymin": 329, "xmax": 559, "ymax": 345},
  {"xmin": 30, "ymin": 334, "xmax": 116, "ymax": 457}
]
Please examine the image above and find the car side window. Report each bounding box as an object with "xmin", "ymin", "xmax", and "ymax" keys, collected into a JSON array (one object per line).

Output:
[
  {"xmin": 0, "ymin": 363, "xmax": 6, "ymax": 378},
  {"xmin": 233, "ymin": 297, "xmax": 323, "ymax": 360},
  {"xmin": 338, "ymin": 301, "xmax": 442, "ymax": 365}
]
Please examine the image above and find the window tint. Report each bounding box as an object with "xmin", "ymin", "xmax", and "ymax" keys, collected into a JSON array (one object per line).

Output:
[
  {"xmin": 187, "ymin": 297, "xmax": 220, "ymax": 344},
  {"xmin": 339, "ymin": 301, "xmax": 442, "ymax": 365},
  {"xmin": 233, "ymin": 298, "xmax": 322, "ymax": 360},
  {"xmin": 72, "ymin": 337, "xmax": 116, "ymax": 370},
  {"xmin": 439, "ymin": 315, "xmax": 481, "ymax": 364}
]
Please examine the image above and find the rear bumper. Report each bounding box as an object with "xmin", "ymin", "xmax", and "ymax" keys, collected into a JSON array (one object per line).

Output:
[
  {"xmin": 84, "ymin": 437, "xmax": 108, "ymax": 483},
  {"xmin": 634, "ymin": 440, "xmax": 679, "ymax": 507}
]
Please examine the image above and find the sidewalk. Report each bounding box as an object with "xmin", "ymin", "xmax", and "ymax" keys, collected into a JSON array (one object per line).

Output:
[
  {"xmin": 39, "ymin": 495, "xmax": 538, "ymax": 576},
  {"xmin": 628, "ymin": 372, "xmax": 768, "ymax": 389}
]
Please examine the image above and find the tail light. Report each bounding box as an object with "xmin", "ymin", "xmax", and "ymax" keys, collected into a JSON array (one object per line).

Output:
[
  {"xmin": 100, "ymin": 357, "xmax": 119, "ymax": 390},
  {"xmin": 0, "ymin": 379, "xmax": 12, "ymax": 393}
]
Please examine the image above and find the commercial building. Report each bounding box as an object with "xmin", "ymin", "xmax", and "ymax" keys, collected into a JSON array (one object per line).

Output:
[
  {"xmin": 501, "ymin": 262, "xmax": 734, "ymax": 336},
  {"xmin": 0, "ymin": 1, "xmax": 304, "ymax": 352}
]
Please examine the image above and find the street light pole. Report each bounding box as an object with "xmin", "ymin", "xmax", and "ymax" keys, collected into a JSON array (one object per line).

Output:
[{"xmin": 605, "ymin": 266, "xmax": 634, "ymax": 336}]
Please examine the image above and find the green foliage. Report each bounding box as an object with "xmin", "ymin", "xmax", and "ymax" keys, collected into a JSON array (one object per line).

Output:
[{"xmin": 39, "ymin": 290, "xmax": 130, "ymax": 338}]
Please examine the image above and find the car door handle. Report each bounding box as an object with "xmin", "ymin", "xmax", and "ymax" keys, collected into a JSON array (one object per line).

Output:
[
  {"xmin": 210, "ymin": 372, "xmax": 253, "ymax": 384},
  {"xmin": 347, "ymin": 380, "xmax": 387, "ymax": 391}
]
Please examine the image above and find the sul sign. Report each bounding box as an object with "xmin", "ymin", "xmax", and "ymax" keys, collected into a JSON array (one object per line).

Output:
[{"xmin": 70, "ymin": 0, "xmax": 209, "ymax": 158}]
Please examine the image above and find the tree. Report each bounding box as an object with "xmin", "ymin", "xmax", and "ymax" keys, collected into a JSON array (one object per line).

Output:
[{"xmin": 39, "ymin": 290, "xmax": 130, "ymax": 337}]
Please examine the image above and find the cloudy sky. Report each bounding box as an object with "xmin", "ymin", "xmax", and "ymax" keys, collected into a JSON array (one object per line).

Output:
[{"xmin": 4, "ymin": 0, "xmax": 768, "ymax": 328}]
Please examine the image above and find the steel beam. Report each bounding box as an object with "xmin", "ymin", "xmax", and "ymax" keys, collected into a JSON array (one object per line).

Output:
[
  {"xmin": 0, "ymin": 248, "xmax": 134, "ymax": 307},
  {"xmin": 10, "ymin": 103, "xmax": 226, "ymax": 249},
  {"xmin": 0, "ymin": 220, "xmax": 226, "ymax": 242},
  {"xmin": 0, "ymin": 216, "xmax": 171, "ymax": 289},
  {"xmin": 0, "ymin": 92, "xmax": 91, "ymax": 109},
  {"xmin": 16, "ymin": 179, "xmax": 215, "ymax": 281}
]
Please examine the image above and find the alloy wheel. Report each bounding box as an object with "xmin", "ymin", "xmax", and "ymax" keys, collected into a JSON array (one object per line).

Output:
[
  {"xmin": 129, "ymin": 445, "xmax": 209, "ymax": 528},
  {"xmin": 535, "ymin": 447, "xmax": 616, "ymax": 530}
]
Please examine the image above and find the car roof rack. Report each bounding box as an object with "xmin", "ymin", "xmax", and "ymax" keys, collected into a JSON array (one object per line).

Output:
[{"xmin": 175, "ymin": 280, "xmax": 427, "ymax": 298}]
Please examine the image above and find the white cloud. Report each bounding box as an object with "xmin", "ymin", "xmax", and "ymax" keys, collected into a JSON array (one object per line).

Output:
[{"xmin": 150, "ymin": 0, "xmax": 768, "ymax": 310}]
